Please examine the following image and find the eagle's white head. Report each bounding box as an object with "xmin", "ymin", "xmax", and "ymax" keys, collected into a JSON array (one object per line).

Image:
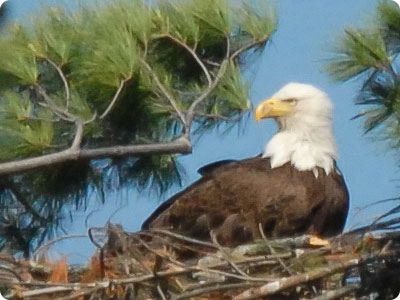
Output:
[{"xmin": 255, "ymin": 82, "xmax": 336, "ymax": 175}]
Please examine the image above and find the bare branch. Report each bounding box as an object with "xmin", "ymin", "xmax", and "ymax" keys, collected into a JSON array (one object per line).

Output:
[
  {"xmin": 204, "ymin": 59, "xmax": 221, "ymax": 67},
  {"xmin": 37, "ymin": 101, "xmax": 73, "ymax": 122},
  {"xmin": 193, "ymin": 112, "xmax": 243, "ymax": 122},
  {"xmin": 32, "ymin": 234, "xmax": 88, "ymax": 258},
  {"xmin": 173, "ymin": 282, "xmax": 261, "ymax": 300},
  {"xmin": 140, "ymin": 59, "xmax": 187, "ymax": 126},
  {"xmin": 55, "ymin": 287, "xmax": 104, "ymax": 300},
  {"xmin": 0, "ymin": 136, "xmax": 192, "ymax": 176},
  {"xmin": 157, "ymin": 284, "xmax": 168, "ymax": 300},
  {"xmin": 71, "ymin": 121, "xmax": 84, "ymax": 150},
  {"xmin": 7, "ymin": 228, "xmax": 400, "ymax": 300},
  {"xmin": 84, "ymin": 111, "xmax": 97, "ymax": 125},
  {"xmin": 230, "ymin": 36, "xmax": 270, "ymax": 61},
  {"xmin": 148, "ymin": 228, "xmax": 217, "ymax": 249},
  {"xmin": 258, "ymin": 223, "xmax": 293, "ymax": 276},
  {"xmin": 186, "ymin": 36, "xmax": 231, "ymax": 127},
  {"xmin": 118, "ymin": 235, "xmax": 155, "ymax": 275},
  {"xmin": 345, "ymin": 217, "xmax": 400, "ymax": 235},
  {"xmin": 163, "ymin": 34, "xmax": 212, "ymax": 88},
  {"xmin": 87, "ymin": 227, "xmax": 105, "ymax": 250},
  {"xmin": 0, "ymin": 264, "xmax": 23, "ymax": 282},
  {"xmin": 210, "ymin": 231, "xmax": 250, "ymax": 279},
  {"xmin": 99, "ymin": 78, "xmax": 128, "ymax": 119},
  {"xmin": 35, "ymin": 85, "xmax": 77, "ymax": 122},
  {"xmin": 185, "ymin": 60, "xmax": 228, "ymax": 126},
  {"xmin": 9, "ymin": 286, "xmax": 75, "ymax": 298},
  {"xmin": 5, "ymin": 180, "xmax": 48, "ymax": 223},
  {"xmin": 135, "ymin": 235, "xmax": 270, "ymax": 283},
  {"xmin": 310, "ymin": 285, "xmax": 360, "ymax": 300},
  {"xmin": 233, "ymin": 256, "xmax": 365, "ymax": 300},
  {"xmin": 45, "ymin": 58, "xmax": 70, "ymax": 108}
]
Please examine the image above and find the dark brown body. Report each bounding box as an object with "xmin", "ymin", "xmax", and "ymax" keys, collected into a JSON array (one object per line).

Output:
[{"xmin": 142, "ymin": 156, "xmax": 349, "ymax": 246}]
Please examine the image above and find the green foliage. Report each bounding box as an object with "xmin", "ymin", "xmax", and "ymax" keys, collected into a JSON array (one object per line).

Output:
[
  {"xmin": 76, "ymin": 7, "xmax": 140, "ymax": 87},
  {"xmin": 0, "ymin": 92, "xmax": 53, "ymax": 159},
  {"xmin": 324, "ymin": 0, "xmax": 400, "ymax": 139},
  {"xmin": 157, "ymin": 1, "xmax": 200, "ymax": 43},
  {"xmin": 326, "ymin": 28, "xmax": 389, "ymax": 81},
  {"xmin": 214, "ymin": 62, "xmax": 250, "ymax": 110},
  {"xmin": 0, "ymin": 0, "xmax": 276, "ymax": 256},
  {"xmin": 377, "ymin": 0, "xmax": 400, "ymax": 53},
  {"xmin": 236, "ymin": 1, "xmax": 277, "ymax": 41},
  {"xmin": 0, "ymin": 26, "xmax": 38, "ymax": 84},
  {"xmin": 192, "ymin": 0, "xmax": 230, "ymax": 35},
  {"xmin": 30, "ymin": 7, "xmax": 78, "ymax": 64},
  {"xmin": 113, "ymin": 155, "xmax": 185, "ymax": 195}
]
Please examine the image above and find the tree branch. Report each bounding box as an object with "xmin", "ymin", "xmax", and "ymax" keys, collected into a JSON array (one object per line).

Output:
[
  {"xmin": 0, "ymin": 136, "xmax": 192, "ymax": 176},
  {"xmin": 35, "ymin": 85, "xmax": 77, "ymax": 122},
  {"xmin": 185, "ymin": 60, "xmax": 228, "ymax": 125},
  {"xmin": 32, "ymin": 234, "xmax": 88, "ymax": 259},
  {"xmin": 148, "ymin": 228, "xmax": 217, "ymax": 249},
  {"xmin": 157, "ymin": 284, "xmax": 168, "ymax": 300},
  {"xmin": 135, "ymin": 235, "xmax": 271, "ymax": 283},
  {"xmin": 9, "ymin": 286, "xmax": 76, "ymax": 298},
  {"xmin": 210, "ymin": 231, "xmax": 250, "ymax": 279},
  {"xmin": 345, "ymin": 216, "xmax": 400, "ymax": 235},
  {"xmin": 193, "ymin": 112, "xmax": 243, "ymax": 122},
  {"xmin": 54, "ymin": 287, "xmax": 104, "ymax": 300},
  {"xmin": 185, "ymin": 35, "xmax": 231, "ymax": 127},
  {"xmin": 230, "ymin": 36, "xmax": 270, "ymax": 61},
  {"xmin": 7, "ymin": 182, "xmax": 48, "ymax": 224},
  {"xmin": 173, "ymin": 282, "xmax": 261, "ymax": 300},
  {"xmin": 163, "ymin": 34, "xmax": 212, "ymax": 88},
  {"xmin": 71, "ymin": 121, "xmax": 84, "ymax": 150},
  {"xmin": 99, "ymin": 78, "xmax": 128, "ymax": 119},
  {"xmin": 45, "ymin": 58, "xmax": 70, "ymax": 108},
  {"xmin": 0, "ymin": 264, "xmax": 23, "ymax": 282},
  {"xmin": 310, "ymin": 285, "xmax": 359, "ymax": 300},
  {"xmin": 232, "ymin": 252, "xmax": 384, "ymax": 300},
  {"xmin": 140, "ymin": 59, "xmax": 187, "ymax": 126}
]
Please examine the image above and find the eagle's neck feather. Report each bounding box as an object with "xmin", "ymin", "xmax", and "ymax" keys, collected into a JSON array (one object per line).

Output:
[{"xmin": 262, "ymin": 114, "xmax": 337, "ymax": 175}]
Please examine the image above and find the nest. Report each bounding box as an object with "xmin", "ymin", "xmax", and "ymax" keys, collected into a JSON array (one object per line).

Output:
[{"xmin": 1, "ymin": 220, "xmax": 400, "ymax": 300}]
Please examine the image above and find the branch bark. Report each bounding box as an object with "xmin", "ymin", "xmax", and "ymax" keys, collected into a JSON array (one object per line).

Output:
[
  {"xmin": 173, "ymin": 282, "xmax": 261, "ymax": 300},
  {"xmin": 35, "ymin": 85, "xmax": 77, "ymax": 122},
  {"xmin": 71, "ymin": 121, "xmax": 84, "ymax": 150},
  {"xmin": 310, "ymin": 285, "xmax": 360, "ymax": 300},
  {"xmin": 163, "ymin": 34, "xmax": 212, "ymax": 88},
  {"xmin": 210, "ymin": 231, "xmax": 250, "ymax": 279},
  {"xmin": 0, "ymin": 136, "xmax": 191, "ymax": 176},
  {"xmin": 7, "ymin": 183, "xmax": 48, "ymax": 224},
  {"xmin": 230, "ymin": 37, "xmax": 270, "ymax": 61},
  {"xmin": 185, "ymin": 61, "xmax": 226, "ymax": 123},
  {"xmin": 45, "ymin": 58, "xmax": 70, "ymax": 108},
  {"xmin": 99, "ymin": 78, "xmax": 128, "ymax": 119},
  {"xmin": 140, "ymin": 59, "xmax": 187, "ymax": 126},
  {"xmin": 233, "ymin": 251, "xmax": 395, "ymax": 300},
  {"xmin": 32, "ymin": 234, "xmax": 88, "ymax": 259}
]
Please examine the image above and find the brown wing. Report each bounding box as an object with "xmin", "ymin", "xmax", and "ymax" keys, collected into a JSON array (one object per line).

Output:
[{"xmin": 142, "ymin": 156, "xmax": 349, "ymax": 246}]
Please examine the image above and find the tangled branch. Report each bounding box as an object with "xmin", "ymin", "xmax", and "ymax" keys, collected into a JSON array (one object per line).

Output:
[{"xmin": 2, "ymin": 218, "xmax": 400, "ymax": 300}]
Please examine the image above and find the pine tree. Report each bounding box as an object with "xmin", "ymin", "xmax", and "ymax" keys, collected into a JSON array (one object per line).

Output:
[
  {"xmin": 325, "ymin": 0, "xmax": 400, "ymax": 139},
  {"xmin": 0, "ymin": 0, "xmax": 276, "ymax": 256}
]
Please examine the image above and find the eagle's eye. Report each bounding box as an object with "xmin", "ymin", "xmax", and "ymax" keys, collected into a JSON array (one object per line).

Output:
[{"xmin": 283, "ymin": 98, "xmax": 297, "ymax": 105}]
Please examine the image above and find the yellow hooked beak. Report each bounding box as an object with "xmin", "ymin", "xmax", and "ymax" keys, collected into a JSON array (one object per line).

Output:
[{"xmin": 254, "ymin": 98, "xmax": 295, "ymax": 122}]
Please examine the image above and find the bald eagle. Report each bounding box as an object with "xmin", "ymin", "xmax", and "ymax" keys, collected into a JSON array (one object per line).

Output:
[{"xmin": 142, "ymin": 83, "xmax": 349, "ymax": 246}]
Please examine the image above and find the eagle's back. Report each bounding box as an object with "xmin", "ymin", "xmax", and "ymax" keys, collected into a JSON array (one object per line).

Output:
[{"xmin": 142, "ymin": 156, "xmax": 349, "ymax": 246}]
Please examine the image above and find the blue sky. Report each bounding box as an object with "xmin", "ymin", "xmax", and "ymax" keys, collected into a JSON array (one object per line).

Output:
[{"xmin": 4, "ymin": 0, "xmax": 400, "ymax": 261}]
